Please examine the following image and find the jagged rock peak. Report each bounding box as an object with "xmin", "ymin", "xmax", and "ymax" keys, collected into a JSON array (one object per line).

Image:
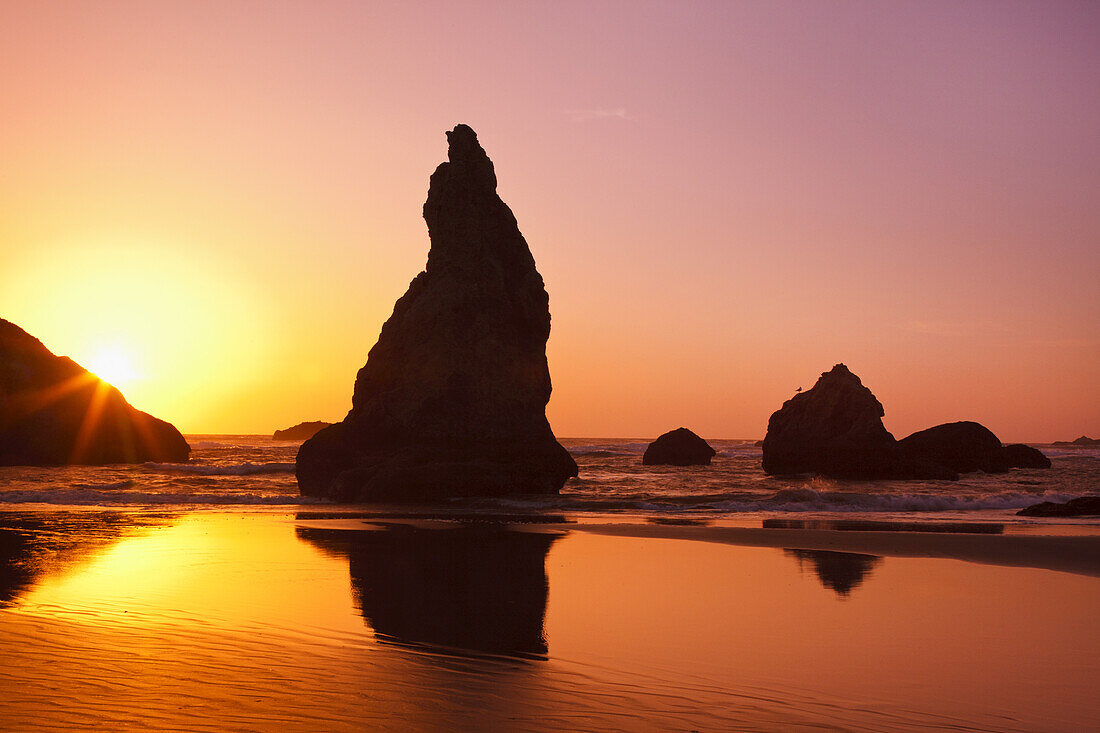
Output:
[{"xmin": 296, "ymin": 126, "xmax": 577, "ymax": 502}]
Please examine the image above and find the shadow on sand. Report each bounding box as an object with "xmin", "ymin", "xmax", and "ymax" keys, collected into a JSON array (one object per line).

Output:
[{"xmin": 296, "ymin": 522, "xmax": 563, "ymax": 659}]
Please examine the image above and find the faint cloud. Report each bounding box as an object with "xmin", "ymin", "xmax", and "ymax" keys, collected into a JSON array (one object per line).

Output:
[
  {"xmin": 902, "ymin": 320, "xmax": 964, "ymax": 336},
  {"xmin": 564, "ymin": 107, "xmax": 630, "ymax": 122}
]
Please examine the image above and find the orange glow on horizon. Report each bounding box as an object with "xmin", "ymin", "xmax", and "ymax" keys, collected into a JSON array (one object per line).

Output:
[{"xmin": 1, "ymin": 2, "xmax": 1096, "ymax": 441}]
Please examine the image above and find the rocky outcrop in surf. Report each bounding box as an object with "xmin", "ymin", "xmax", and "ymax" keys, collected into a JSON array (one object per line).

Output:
[
  {"xmin": 898, "ymin": 421, "xmax": 1008, "ymax": 474},
  {"xmin": 642, "ymin": 428, "xmax": 716, "ymax": 466},
  {"xmin": 0, "ymin": 318, "xmax": 190, "ymax": 466},
  {"xmin": 761, "ymin": 364, "xmax": 951, "ymax": 480},
  {"xmin": 273, "ymin": 421, "xmax": 332, "ymax": 441},
  {"xmin": 296, "ymin": 125, "xmax": 577, "ymax": 502},
  {"xmin": 762, "ymin": 365, "xmax": 1052, "ymax": 480},
  {"xmin": 1002, "ymin": 443, "xmax": 1052, "ymax": 469}
]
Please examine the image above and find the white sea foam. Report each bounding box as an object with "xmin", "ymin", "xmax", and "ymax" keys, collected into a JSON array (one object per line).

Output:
[{"xmin": 143, "ymin": 462, "xmax": 296, "ymax": 476}]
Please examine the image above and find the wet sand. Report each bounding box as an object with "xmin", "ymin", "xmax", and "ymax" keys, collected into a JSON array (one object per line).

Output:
[{"xmin": 1, "ymin": 510, "xmax": 1098, "ymax": 731}]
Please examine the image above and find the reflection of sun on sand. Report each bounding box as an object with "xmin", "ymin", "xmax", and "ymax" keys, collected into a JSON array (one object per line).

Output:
[{"xmin": 2, "ymin": 512, "xmax": 1099, "ymax": 731}]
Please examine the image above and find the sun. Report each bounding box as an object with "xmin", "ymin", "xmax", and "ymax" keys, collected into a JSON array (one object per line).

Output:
[{"xmin": 87, "ymin": 344, "xmax": 139, "ymax": 388}]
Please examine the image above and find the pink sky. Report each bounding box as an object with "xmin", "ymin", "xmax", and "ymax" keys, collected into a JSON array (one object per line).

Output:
[{"xmin": 1, "ymin": 1, "xmax": 1097, "ymax": 441}]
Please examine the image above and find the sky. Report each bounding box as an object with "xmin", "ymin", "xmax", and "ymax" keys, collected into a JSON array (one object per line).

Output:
[{"xmin": 1, "ymin": 0, "xmax": 1097, "ymax": 441}]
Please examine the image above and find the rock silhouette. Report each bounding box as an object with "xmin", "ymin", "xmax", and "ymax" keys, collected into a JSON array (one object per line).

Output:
[
  {"xmin": 1002, "ymin": 443, "xmax": 1052, "ymax": 469},
  {"xmin": 642, "ymin": 428, "xmax": 716, "ymax": 465},
  {"xmin": 761, "ymin": 364, "xmax": 952, "ymax": 480},
  {"xmin": 763, "ymin": 365, "xmax": 1052, "ymax": 480},
  {"xmin": 273, "ymin": 421, "xmax": 332, "ymax": 441},
  {"xmin": 296, "ymin": 524, "xmax": 560, "ymax": 658},
  {"xmin": 296, "ymin": 125, "xmax": 576, "ymax": 502},
  {"xmin": 0, "ymin": 318, "xmax": 190, "ymax": 466}
]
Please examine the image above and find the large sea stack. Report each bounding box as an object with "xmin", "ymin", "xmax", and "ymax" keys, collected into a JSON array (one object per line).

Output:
[
  {"xmin": 296, "ymin": 125, "xmax": 577, "ymax": 502},
  {"xmin": 0, "ymin": 318, "xmax": 190, "ymax": 465}
]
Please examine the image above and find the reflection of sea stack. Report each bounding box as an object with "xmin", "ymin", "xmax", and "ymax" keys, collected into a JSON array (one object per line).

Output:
[
  {"xmin": 785, "ymin": 549, "xmax": 882, "ymax": 597},
  {"xmin": 296, "ymin": 125, "xmax": 577, "ymax": 502},
  {"xmin": 296, "ymin": 525, "xmax": 559, "ymax": 658},
  {"xmin": 0, "ymin": 318, "xmax": 189, "ymax": 465}
]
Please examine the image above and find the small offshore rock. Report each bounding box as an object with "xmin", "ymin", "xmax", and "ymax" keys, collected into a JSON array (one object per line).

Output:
[
  {"xmin": 1002, "ymin": 443, "xmax": 1051, "ymax": 469},
  {"xmin": 1017, "ymin": 496, "xmax": 1100, "ymax": 517},
  {"xmin": 642, "ymin": 428, "xmax": 716, "ymax": 466}
]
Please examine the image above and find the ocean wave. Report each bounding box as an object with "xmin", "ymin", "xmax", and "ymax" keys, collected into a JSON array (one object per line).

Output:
[
  {"xmin": 481, "ymin": 487, "xmax": 1079, "ymax": 515},
  {"xmin": 0, "ymin": 488, "xmax": 325, "ymax": 506},
  {"xmin": 143, "ymin": 462, "xmax": 296, "ymax": 476},
  {"xmin": 70, "ymin": 480, "xmax": 135, "ymax": 491}
]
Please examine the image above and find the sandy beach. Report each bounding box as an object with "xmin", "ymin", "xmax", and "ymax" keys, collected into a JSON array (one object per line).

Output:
[{"xmin": 2, "ymin": 509, "xmax": 1097, "ymax": 731}]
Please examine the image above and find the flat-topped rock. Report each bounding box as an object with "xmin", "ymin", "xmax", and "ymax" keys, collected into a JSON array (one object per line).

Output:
[
  {"xmin": 0, "ymin": 318, "xmax": 189, "ymax": 465},
  {"xmin": 296, "ymin": 125, "xmax": 577, "ymax": 502},
  {"xmin": 642, "ymin": 428, "xmax": 716, "ymax": 466}
]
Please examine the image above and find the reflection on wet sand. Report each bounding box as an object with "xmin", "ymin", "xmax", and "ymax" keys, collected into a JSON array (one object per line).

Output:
[
  {"xmin": 0, "ymin": 511, "xmax": 175, "ymax": 606},
  {"xmin": 297, "ymin": 523, "xmax": 562, "ymax": 659},
  {"xmin": 785, "ymin": 548, "xmax": 882, "ymax": 597}
]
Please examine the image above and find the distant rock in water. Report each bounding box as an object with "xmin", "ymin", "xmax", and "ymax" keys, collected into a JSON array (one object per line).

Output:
[
  {"xmin": 1003, "ymin": 443, "xmax": 1051, "ymax": 469},
  {"xmin": 898, "ymin": 421, "xmax": 1008, "ymax": 474},
  {"xmin": 1017, "ymin": 496, "xmax": 1100, "ymax": 517},
  {"xmin": 1052, "ymin": 436, "xmax": 1100, "ymax": 447},
  {"xmin": 761, "ymin": 364, "xmax": 953, "ymax": 480},
  {"xmin": 273, "ymin": 421, "xmax": 332, "ymax": 441},
  {"xmin": 642, "ymin": 428, "xmax": 716, "ymax": 466},
  {"xmin": 0, "ymin": 318, "xmax": 190, "ymax": 465},
  {"xmin": 296, "ymin": 125, "xmax": 577, "ymax": 502}
]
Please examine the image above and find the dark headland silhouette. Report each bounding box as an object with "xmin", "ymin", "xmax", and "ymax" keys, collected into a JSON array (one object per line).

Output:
[
  {"xmin": 1052, "ymin": 436, "xmax": 1100, "ymax": 447},
  {"xmin": 0, "ymin": 318, "xmax": 190, "ymax": 466},
  {"xmin": 762, "ymin": 364, "xmax": 1050, "ymax": 480},
  {"xmin": 273, "ymin": 421, "xmax": 332, "ymax": 441},
  {"xmin": 642, "ymin": 428, "xmax": 716, "ymax": 466},
  {"xmin": 296, "ymin": 125, "xmax": 577, "ymax": 502}
]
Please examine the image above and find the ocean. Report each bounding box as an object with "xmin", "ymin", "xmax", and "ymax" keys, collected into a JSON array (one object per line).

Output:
[{"xmin": 1, "ymin": 436, "xmax": 1095, "ymax": 521}]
